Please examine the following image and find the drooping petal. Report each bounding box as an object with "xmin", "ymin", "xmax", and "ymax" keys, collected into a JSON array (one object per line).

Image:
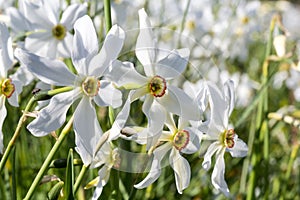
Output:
[
  {"xmin": 74, "ymin": 96, "xmax": 103, "ymax": 160},
  {"xmin": 0, "ymin": 23, "xmax": 13, "ymax": 77},
  {"xmin": 157, "ymin": 85, "xmax": 201, "ymax": 121},
  {"xmin": 134, "ymin": 142, "xmax": 172, "ymax": 189},
  {"xmin": 143, "ymin": 96, "xmax": 166, "ymax": 149},
  {"xmin": 88, "ymin": 25, "xmax": 125, "ymax": 77},
  {"xmin": 211, "ymin": 148, "xmax": 230, "ymax": 197},
  {"xmin": 0, "ymin": 96, "xmax": 7, "ymax": 154},
  {"xmin": 92, "ymin": 166, "xmax": 111, "ymax": 200},
  {"xmin": 136, "ymin": 8, "xmax": 156, "ymax": 76},
  {"xmin": 156, "ymin": 48, "xmax": 189, "ymax": 79},
  {"xmin": 202, "ymin": 141, "xmax": 221, "ymax": 170},
  {"xmin": 27, "ymin": 88, "xmax": 80, "ymax": 137},
  {"xmin": 229, "ymin": 137, "xmax": 248, "ymax": 157},
  {"xmin": 75, "ymin": 135, "xmax": 93, "ymax": 166},
  {"xmin": 108, "ymin": 60, "xmax": 148, "ymax": 88},
  {"xmin": 223, "ymin": 80, "xmax": 235, "ymax": 124},
  {"xmin": 72, "ymin": 15, "xmax": 98, "ymax": 75},
  {"xmin": 60, "ymin": 3, "xmax": 87, "ymax": 30},
  {"xmin": 94, "ymin": 80, "xmax": 122, "ymax": 108},
  {"xmin": 169, "ymin": 148, "xmax": 191, "ymax": 194},
  {"xmin": 14, "ymin": 48, "xmax": 76, "ymax": 86}
]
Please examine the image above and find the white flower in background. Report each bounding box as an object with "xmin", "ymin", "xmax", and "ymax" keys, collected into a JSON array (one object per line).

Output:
[
  {"xmin": 76, "ymin": 138, "xmax": 119, "ymax": 200},
  {"xmin": 133, "ymin": 114, "xmax": 201, "ymax": 194},
  {"xmin": 0, "ymin": 23, "xmax": 22, "ymax": 153},
  {"xmin": 8, "ymin": 0, "xmax": 87, "ymax": 58},
  {"xmin": 15, "ymin": 15, "xmax": 124, "ymax": 158},
  {"xmin": 200, "ymin": 80, "xmax": 248, "ymax": 196},
  {"xmin": 108, "ymin": 8, "xmax": 201, "ymax": 148}
]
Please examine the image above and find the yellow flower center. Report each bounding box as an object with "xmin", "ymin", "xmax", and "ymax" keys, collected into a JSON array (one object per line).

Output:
[
  {"xmin": 0, "ymin": 78, "xmax": 15, "ymax": 98},
  {"xmin": 52, "ymin": 24, "xmax": 66, "ymax": 40},
  {"xmin": 221, "ymin": 129, "xmax": 235, "ymax": 148},
  {"xmin": 173, "ymin": 130, "xmax": 190, "ymax": 151},
  {"xmin": 82, "ymin": 76, "xmax": 100, "ymax": 97},
  {"xmin": 148, "ymin": 75, "xmax": 167, "ymax": 97}
]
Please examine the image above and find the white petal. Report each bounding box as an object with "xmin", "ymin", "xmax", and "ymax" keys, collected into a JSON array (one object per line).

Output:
[
  {"xmin": 7, "ymin": 79, "xmax": 22, "ymax": 107},
  {"xmin": 157, "ymin": 86, "xmax": 201, "ymax": 120},
  {"xmin": 7, "ymin": 7, "xmax": 30, "ymax": 33},
  {"xmin": 75, "ymin": 137, "xmax": 93, "ymax": 166},
  {"xmin": 72, "ymin": 15, "xmax": 98, "ymax": 75},
  {"xmin": 0, "ymin": 23, "xmax": 13, "ymax": 77},
  {"xmin": 206, "ymin": 81, "xmax": 228, "ymax": 135},
  {"xmin": 134, "ymin": 142, "xmax": 172, "ymax": 189},
  {"xmin": 74, "ymin": 97, "xmax": 103, "ymax": 159},
  {"xmin": 143, "ymin": 97, "xmax": 166, "ymax": 149},
  {"xmin": 0, "ymin": 96, "xmax": 7, "ymax": 154},
  {"xmin": 109, "ymin": 90, "xmax": 136, "ymax": 141},
  {"xmin": 60, "ymin": 3, "xmax": 87, "ymax": 30},
  {"xmin": 156, "ymin": 48, "xmax": 189, "ymax": 79},
  {"xmin": 136, "ymin": 8, "xmax": 156, "ymax": 76},
  {"xmin": 94, "ymin": 80, "xmax": 122, "ymax": 108},
  {"xmin": 169, "ymin": 149, "xmax": 191, "ymax": 194},
  {"xmin": 223, "ymin": 80, "xmax": 235, "ymax": 121},
  {"xmin": 229, "ymin": 137, "xmax": 248, "ymax": 157},
  {"xmin": 92, "ymin": 166, "xmax": 111, "ymax": 200},
  {"xmin": 108, "ymin": 60, "xmax": 147, "ymax": 88},
  {"xmin": 27, "ymin": 88, "xmax": 80, "ymax": 137},
  {"xmin": 181, "ymin": 127, "xmax": 201, "ymax": 154},
  {"xmin": 202, "ymin": 142, "xmax": 221, "ymax": 170},
  {"xmin": 10, "ymin": 65, "xmax": 35, "ymax": 86},
  {"xmin": 211, "ymin": 148, "xmax": 230, "ymax": 197},
  {"xmin": 14, "ymin": 48, "xmax": 76, "ymax": 86},
  {"xmin": 56, "ymin": 33, "xmax": 72, "ymax": 58},
  {"xmin": 88, "ymin": 25, "xmax": 125, "ymax": 77}
]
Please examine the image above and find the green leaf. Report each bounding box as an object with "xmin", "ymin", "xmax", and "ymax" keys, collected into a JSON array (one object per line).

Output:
[{"xmin": 63, "ymin": 148, "xmax": 75, "ymax": 199}]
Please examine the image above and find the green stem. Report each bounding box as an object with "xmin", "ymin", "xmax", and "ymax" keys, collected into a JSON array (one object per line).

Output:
[
  {"xmin": 23, "ymin": 115, "xmax": 74, "ymax": 200},
  {"xmin": 73, "ymin": 165, "xmax": 89, "ymax": 194},
  {"xmin": 0, "ymin": 97, "xmax": 35, "ymax": 172},
  {"xmin": 104, "ymin": 0, "xmax": 112, "ymax": 33}
]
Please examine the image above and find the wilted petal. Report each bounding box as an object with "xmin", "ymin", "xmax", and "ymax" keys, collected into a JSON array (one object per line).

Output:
[
  {"xmin": 14, "ymin": 48, "xmax": 76, "ymax": 86},
  {"xmin": 143, "ymin": 97, "xmax": 166, "ymax": 149},
  {"xmin": 72, "ymin": 15, "xmax": 98, "ymax": 75},
  {"xmin": 88, "ymin": 25, "xmax": 125, "ymax": 77},
  {"xmin": 27, "ymin": 88, "xmax": 80, "ymax": 137},
  {"xmin": 108, "ymin": 60, "xmax": 147, "ymax": 88},
  {"xmin": 74, "ymin": 96, "xmax": 103, "ymax": 160},
  {"xmin": 134, "ymin": 142, "xmax": 172, "ymax": 189},
  {"xmin": 157, "ymin": 85, "xmax": 201, "ymax": 121},
  {"xmin": 60, "ymin": 3, "xmax": 87, "ymax": 30},
  {"xmin": 94, "ymin": 80, "xmax": 122, "ymax": 108},
  {"xmin": 202, "ymin": 141, "xmax": 221, "ymax": 170},
  {"xmin": 156, "ymin": 48, "xmax": 189, "ymax": 79},
  {"xmin": 136, "ymin": 8, "xmax": 156, "ymax": 76},
  {"xmin": 0, "ymin": 96, "xmax": 7, "ymax": 154},
  {"xmin": 229, "ymin": 137, "xmax": 248, "ymax": 157},
  {"xmin": 211, "ymin": 148, "xmax": 230, "ymax": 197},
  {"xmin": 169, "ymin": 148, "xmax": 191, "ymax": 194}
]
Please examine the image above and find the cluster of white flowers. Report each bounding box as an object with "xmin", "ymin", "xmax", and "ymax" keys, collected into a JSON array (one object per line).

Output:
[{"xmin": 5, "ymin": 0, "xmax": 300, "ymax": 199}]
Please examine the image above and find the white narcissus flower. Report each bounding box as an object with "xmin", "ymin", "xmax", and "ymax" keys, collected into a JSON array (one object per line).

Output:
[
  {"xmin": 131, "ymin": 114, "xmax": 201, "ymax": 194},
  {"xmin": 14, "ymin": 15, "xmax": 124, "ymax": 161},
  {"xmin": 77, "ymin": 138, "xmax": 119, "ymax": 200},
  {"xmin": 108, "ymin": 8, "xmax": 201, "ymax": 148},
  {"xmin": 0, "ymin": 23, "xmax": 22, "ymax": 154},
  {"xmin": 8, "ymin": 0, "xmax": 87, "ymax": 58},
  {"xmin": 200, "ymin": 80, "xmax": 248, "ymax": 196}
]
